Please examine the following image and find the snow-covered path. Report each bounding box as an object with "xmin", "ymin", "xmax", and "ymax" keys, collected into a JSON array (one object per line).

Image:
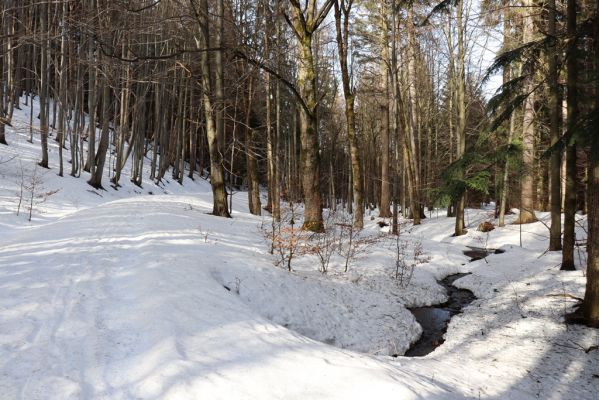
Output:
[{"xmin": 1, "ymin": 196, "xmax": 444, "ymax": 399}]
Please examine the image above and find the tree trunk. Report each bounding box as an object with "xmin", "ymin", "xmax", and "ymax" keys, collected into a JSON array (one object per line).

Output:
[
  {"xmin": 516, "ymin": 0, "xmax": 538, "ymax": 224},
  {"xmin": 215, "ymin": 0, "xmax": 225, "ymax": 156},
  {"xmin": 287, "ymin": 0, "xmax": 332, "ymax": 232},
  {"xmin": 562, "ymin": 0, "xmax": 578, "ymax": 270},
  {"xmin": 193, "ymin": 0, "xmax": 230, "ymax": 218},
  {"xmin": 57, "ymin": 0, "xmax": 67, "ymax": 177},
  {"xmin": 582, "ymin": 0, "xmax": 599, "ymax": 323},
  {"xmin": 498, "ymin": 7, "xmax": 514, "ymax": 227},
  {"xmin": 334, "ymin": 0, "xmax": 363, "ymax": 229},
  {"xmin": 245, "ymin": 75, "xmax": 261, "ymax": 216},
  {"xmin": 379, "ymin": 10, "xmax": 391, "ymax": 218},
  {"xmin": 0, "ymin": 33, "xmax": 6, "ymax": 146},
  {"xmin": 548, "ymin": 0, "xmax": 562, "ymax": 250},
  {"xmin": 583, "ymin": 118, "xmax": 599, "ymax": 325},
  {"xmin": 454, "ymin": 0, "xmax": 467, "ymax": 236},
  {"xmin": 406, "ymin": 6, "xmax": 421, "ymax": 225},
  {"xmin": 88, "ymin": 68, "xmax": 111, "ymax": 189},
  {"xmin": 38, "ymin": 1, "xmax": 49, "ymax": 169},
  {"xmin": 112, "ymin": 41, "xmax": 131, "ymax": 186},
  {"xmin": 85, "ymin": 30, "xmax": 98, "ymax": 173},
  {"xmin": 499, "ymin": 113, "xmax": 516, "ymax": 226}
]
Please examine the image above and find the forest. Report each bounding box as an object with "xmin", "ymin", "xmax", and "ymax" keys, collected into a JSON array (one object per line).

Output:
[{"xmin": 0, "ymin": 0, "xmax": 598, "ymax": 398}]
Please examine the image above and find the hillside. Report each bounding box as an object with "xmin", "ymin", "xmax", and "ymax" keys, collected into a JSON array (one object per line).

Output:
[{"xmin": 1, "ymin": 101, "xmax": 598, "ymax": 399}]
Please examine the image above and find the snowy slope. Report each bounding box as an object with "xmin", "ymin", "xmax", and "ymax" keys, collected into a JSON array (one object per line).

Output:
[
  {"xmin": 0, "ymin": 195, "xmax": 441, "ymax": 400},
  {"xmin": 0, "ymin": 96, "xmax": 212, "ymax": 236},
  {"xmin": 1, "ymin": 100, "xmax": 598, "ymax": 399}
]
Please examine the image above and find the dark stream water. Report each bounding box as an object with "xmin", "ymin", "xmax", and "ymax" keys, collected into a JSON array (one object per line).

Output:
[
  {"xmin": 403, "ymin": 273, "xmax": 475, "ymax": 357},
  {"xmin": 402, "ymin": 247, "xmax": 505, "ymax": 357},
  {"xmin": 463, "ymin": 246, "xmax": 505, "ymax": 261}
]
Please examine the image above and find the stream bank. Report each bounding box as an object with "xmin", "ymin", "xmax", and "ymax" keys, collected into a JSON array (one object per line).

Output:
[{"xmin": 403, "ymin": 273, "xmax": 475, "ymax": 357}]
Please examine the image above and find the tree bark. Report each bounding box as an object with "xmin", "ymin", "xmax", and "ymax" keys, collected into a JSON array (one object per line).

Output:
[
  {"xmin": 245, "ymin": 75, "xmax": 261, "ymax": 216},
  {"xmin": 88, "ymin": 69, "xmax": 111, "ymax": 189},
  {"xmin": 547, "ymin": 0, "xmax": 562, "ymax": 250},
  {"xmin": 562, "ymin": 0, "xmax": 578, "ymax": 270},
  {"xmin": 582, "ymin": 0, "xmax": 599, "ymax": 324},
  {"xmin": 334, "ymin": 0, "xmax": 363, "ymax": 229},
  {"xmin": 405, "ymin": 6, "xmax": 421, "ymax": 225},
  {"xmin": 379, "ymin": 9, "xmax": 391, "ymax": 218},
  {"xmin": 454, "ymin": 0, "xmax": 467, "ymax": 236},
  {"xmin": 516, "ymin": 0, "xmax": 538, "ymax": 224},
  {"xmin": 192, "ymin": 0, "xmax": 231, "ymax": 217},
  {"xmin": 38, "ymin": 0, "xmax": 49, "ymax": 169},
  {"xmin": 286, "ymin": 0, "xmax": 334, "ymax": 232}
]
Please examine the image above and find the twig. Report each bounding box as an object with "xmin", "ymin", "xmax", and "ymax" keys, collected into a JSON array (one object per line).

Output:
[{"xmin": 546, "ymin": 293, "xmax": 584, "ymax": 302}]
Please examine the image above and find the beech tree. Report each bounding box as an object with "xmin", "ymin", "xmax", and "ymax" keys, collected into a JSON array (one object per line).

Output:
[
  {"xmin": 334, "ymin": 0, "xmax": 364, "ymax": 229},
  {"xmin": 284, "ymin": 0, "xmax": 334, "ymax": 232},
  {"xmin": 190, "ymin": 0, "xmax": 230, "ymax": 217}
]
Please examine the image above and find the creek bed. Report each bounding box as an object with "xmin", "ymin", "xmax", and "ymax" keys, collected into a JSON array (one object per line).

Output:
[
  {"xmin": 403, "ymin": 273, "xmax": 475, "ymax": 357},
  {"xmin": 463, "ymin": 246, "xmax": 505, "ymax": 261}
]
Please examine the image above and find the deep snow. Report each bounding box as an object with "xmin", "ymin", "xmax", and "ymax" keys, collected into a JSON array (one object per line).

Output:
[{"xmin": 1, "ymin": 100, "xmax": 598, "ymax": 399}]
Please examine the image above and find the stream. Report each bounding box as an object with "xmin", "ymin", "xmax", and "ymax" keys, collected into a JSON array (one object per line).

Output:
[
  {"xmin": 403, "ymin": 247, "xmax": 504, "ymax": 357},
  {"xmin": 403, "ymin": 273, "xmax": 475, "ymax": 357}
]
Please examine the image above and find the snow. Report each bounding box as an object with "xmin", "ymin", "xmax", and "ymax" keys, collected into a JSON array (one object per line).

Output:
[{"xmin": 1, "ymin": 101, "xmax": 598, "ymax": 399}]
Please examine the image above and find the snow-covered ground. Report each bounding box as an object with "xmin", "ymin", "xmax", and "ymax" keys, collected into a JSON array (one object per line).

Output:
[{"xmin": 1, "ymin": 103, "xmax": 598, "ymax": 399}]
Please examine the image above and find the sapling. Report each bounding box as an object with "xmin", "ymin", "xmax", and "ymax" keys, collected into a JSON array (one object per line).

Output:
[
  {"xmin": 394, "ymin": 235, "xmax": 409, "ymax": 285},
  {"xmin": 309, "ymin": 210, "xmax": 340, "ymax": 273},
  {"xmin": 197, "ymin": 224, "xmax": 211, "ymax": 243},
  {"xmin": 337, "ymin": 212, "xmax": 368, "ymax": 272},
  {"xmin": 17, "ymin": 162, "xmax": 58, "ymax": 221},
  {"xmin": 265, "ymin": 202, "xmax": 310, "ymax": 271},
  {"xmin": 394, "ymin": 237, "xmax": 429, "ymax": 287},
  {"xmin": 16, "ymin": 160, "xmax": 25, "ymax": 216}
]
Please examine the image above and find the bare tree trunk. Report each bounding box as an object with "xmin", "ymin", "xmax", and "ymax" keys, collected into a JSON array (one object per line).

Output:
[
  {"xmin": 498, "ymin": 6, "xmax": 515, "ymax": 227},
  {"xmin": 188, "ymin": 91, "xmax": 198, "ymax": 179},
  {"xmin": 272, "ymin": 0, "xmax": 282, "ymax": 220},
  {"xmin": 445, "ymin": 18, "xmax": 455, "ymax": 218},
  {"xmin": 582, "ymin": 0, "xmax": 599, "ymax": 324},
  {"xmin": 245, "ymin": 74, "xmax": 261, "ymax": 215},
  {"xmin": 85, "ymin": 4, "xmax": 98, "ymax": 174},
  {"xmin": 391, "ymin": 0, "xmax": 400, "ymax": 234},
  {"xmin": 57, "ymin": 0, "xmax": 68, "ymax": 176},
  {"xmin": 379, "ymin": 9, "xmax": 391, "ymax": 218},
  {"xmin": 88, "ymin": 64, "xmax": 111, "ymax": 189},
  {"xmin": 499, "ymin": 113, "xmax": 516, "ymax": 226},
  {"xmin": 546, "ymin": 0, "xmax": 562, "ymax": 249},
  {"xmin": 112, "ymin": 41, "xmax": 131, "ymax": 186},
  {"xmin": 584, "ymin": 121, "xmax": 599, "ymax": 324},
  {"xmin": 215, "ymin": 0, "xmax": 225, "ymax": 155},
  {"xmin": 0, "ymin": 11, "xmax": 7, "ymax": 146},
  {"xmin": 286, "ymin": 0, "xmax": 334, "ymax": 232},
  {"xmin": 334, "ymin": 0, "xmax": 363, "ymax": 228},
  {"xmin": 192, "ymin": 0, "xmax": 230, "ymax": 217},
  {"xmin": 454, "ymin": 0, "xmax": 467, "ymax": 236},
  {"xmin": 517, "ymin": 0, "xmax": 538, "ymax": 224},
  {"xmin": 38, "ymin": 0, "xmax": 49, "ymax": 168},
  {"xmin": 405, "ymin": 5, "xmax": 421, "ymax": 225},
  {"xmin": 561, "ymin": 0, "xmax": 578, "ymax": 270}
]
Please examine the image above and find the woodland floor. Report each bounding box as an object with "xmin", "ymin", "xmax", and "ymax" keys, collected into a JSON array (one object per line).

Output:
[{"xmin": 1, "ymin": 104, "xmax": 598, "ymax": 399}]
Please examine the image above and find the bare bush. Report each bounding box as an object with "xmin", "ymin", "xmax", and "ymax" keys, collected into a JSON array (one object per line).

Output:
[
  {"xmin": 16, "ymin": 161, "xmax": 58, "ymax": 221},
  {"xmin": 393, "ymin": 236, "xmax": 429, "ymax": 287},
  {"xmin": 263, "ymin": 202, "xmax": 311, "ymax": 271},
  {"xmin": 394, "ymin": 235, "xmax": 410, "ymax": 285},
  {"xmin": 308, "ymin": 211, "xmax": 341, "ymax": 273},
  {"xmin": 337, "ymin": 213, "xmax": 380, "ymax": 272}
]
